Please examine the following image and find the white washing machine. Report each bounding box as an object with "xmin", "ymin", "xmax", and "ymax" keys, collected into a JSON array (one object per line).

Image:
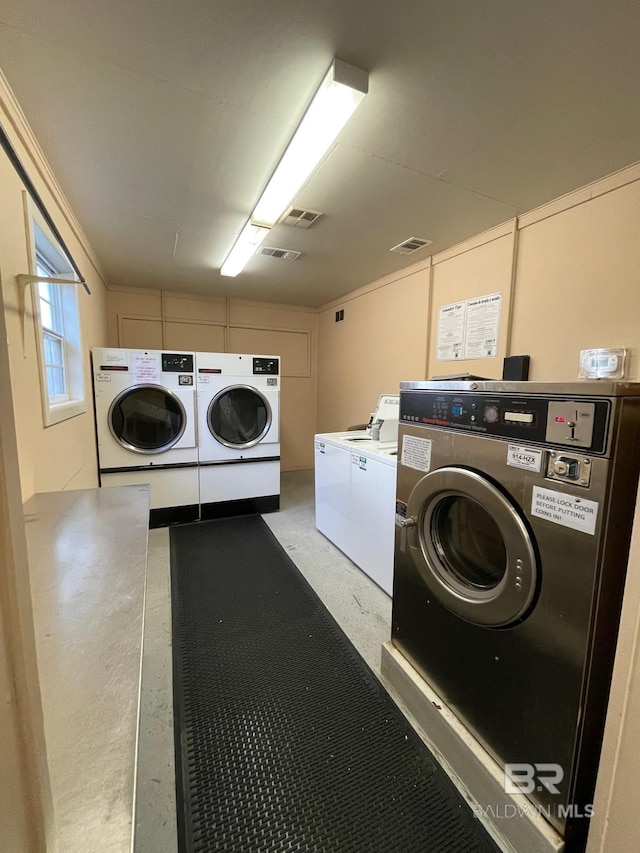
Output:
[
  {"xmin": 92, "ymin": 347, "xmax": 199, "ymax": 527},
  {"xmin": 196, "ymin": 351, "xmax": 280, "ymax": 518},
  {"xmin": 314, "ymin": 432, "xmax": 397, "ymax": 594}
]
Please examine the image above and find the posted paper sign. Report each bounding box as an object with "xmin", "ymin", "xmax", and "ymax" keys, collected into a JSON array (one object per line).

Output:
[
  {"xmin": 464, "ymin": 293, "xmax": 501, "ymax": 359},
  {"xmin": 531, "ymin": 486, "xmax": 598, "ymax": 535},
  {"xmin": 133, "ymin": 353, "xmax": 159, "ymax": 383},
  {"xmin": 401, "ymin": 436, "xmax": 432, "ymax": 473},
  {"xmin": 437, "ymin": 302, "xmax": 466, "ymax": 360},
  {"xmin": 436, "ymin": 292, "xmax": 502, "ymax": 360}
]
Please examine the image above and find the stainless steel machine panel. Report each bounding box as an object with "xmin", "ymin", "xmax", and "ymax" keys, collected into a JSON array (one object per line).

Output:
[{"xmin": 391, "ymin": 381, "xmax": 640, "ymax": 852}]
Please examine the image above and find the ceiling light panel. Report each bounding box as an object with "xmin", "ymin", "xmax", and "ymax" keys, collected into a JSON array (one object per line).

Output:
[
  {"xmin": 220, "ymin": 58, "xmax": 368, "ymax": 278},
  {"xmin": 220, "ymin": 222, "xmax": 270, "ymax": 277},
  {"xmin": 252, "ymin": 60, "xmax": 368, "ymax": 228}
]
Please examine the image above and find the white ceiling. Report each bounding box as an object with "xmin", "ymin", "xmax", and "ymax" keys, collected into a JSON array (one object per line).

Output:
[{"xmin": 1, "ymin": 1, "xmax": 639, "ymax": 307}]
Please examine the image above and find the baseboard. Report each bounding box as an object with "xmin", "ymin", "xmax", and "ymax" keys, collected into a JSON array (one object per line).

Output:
[
  {"xmin": 149, "ymin": 504, "xmax": 199, "ymax": 529},
  {"xmin": 199, "ymin": 495, "xmax": 280, "ymax": 520},
  {"xmin": 380, "ymin": 641, "xmax": 565, "ymax": 853}
]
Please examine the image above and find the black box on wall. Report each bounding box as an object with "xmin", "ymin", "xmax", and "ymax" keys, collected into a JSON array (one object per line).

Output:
[{"xmin": 502, "ymin": 355, "xmax": 530, "ymax": 381}]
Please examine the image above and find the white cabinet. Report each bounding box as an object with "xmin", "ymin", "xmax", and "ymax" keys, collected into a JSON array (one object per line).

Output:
[{"xmin": 314, "ymin": 434, "xmax": 397, "ymax": 596}]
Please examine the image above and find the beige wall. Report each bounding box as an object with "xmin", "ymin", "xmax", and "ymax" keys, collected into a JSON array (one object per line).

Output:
[
  {"xmin": 511, "ymin": 173, "xmax": 640, "ymax": 379},
  {"xmin": 106, "ymin": 288, "xmax": 317, "ymax": 470},
  {"xmin": 1, "ymin": 76, "xmax": 109, "ymax": 502},
  {"xmin": 1, "ymin": 70, "xmax": 110, "ymax": 852},
  {"xmin": 0, "ymin": 273, "xmax": 52, "ymax": 851},
  {"xmin": 427, "ymin": 223, "xmax": 516, "ymax": 379},
  {"xmin": 316, "ymin": 262, "xmax": 431, "ymax": 433}
]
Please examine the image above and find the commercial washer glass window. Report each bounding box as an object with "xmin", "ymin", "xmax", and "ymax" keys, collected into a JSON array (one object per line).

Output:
[{"xmin": 27, "ymin": 200, "xmax": 85, "ymax": 426}]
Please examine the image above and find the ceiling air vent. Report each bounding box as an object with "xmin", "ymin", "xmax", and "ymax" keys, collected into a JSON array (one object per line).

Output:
[
  {"xmin": 256, "ymin": 246, "xmax": 301, "ymax": 261},
  {"xmin": 280, "ymin": 206, "xmax": 323, "ymax": 229},
  {"xmin": 389, "ymin": 236, "xmax": 433, "ymax": 255}
]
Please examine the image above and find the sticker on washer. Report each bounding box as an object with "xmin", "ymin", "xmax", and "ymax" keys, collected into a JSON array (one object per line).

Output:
[
  {"xmin": 197, "ymin": 374, "xmax": 210, "ymax": 383},
  {"xmin": 401, "ymin": 435, "xmax": 432, "ymax": 472},
  {"xmin": 507, "ymin": 444, "xmax": 542, "ymax": 472},
  {"xmin": 133, "ymin": 353, "xmax": 159, "ymax": 383},
  {"xmin": 395, "ymin": 500, "xmax": 408, "ymax": 526},
  {"xmin": 531, "ymin": 486, "xmax": 598, "ymax": 535},
  {"xmin": 352, "ymin": 453, "xmax": 366, "ymax": 470},
  {"xmin": 315, "ymin": 440, "xmax": 325, "ymax": 453},
  {"xmin": 95, "ymin": 373, "xmax": 111, "ymax": 382},
  {"xmin": 101, "ymin": 351, "xmax": 128, "ymax": 366}
]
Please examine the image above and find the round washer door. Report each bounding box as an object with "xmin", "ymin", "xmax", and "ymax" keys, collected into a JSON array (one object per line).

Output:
[
  {"xmin": 207, "ymin": 384, "xmax": 272, "ymax": 449},
  {"xmin": 406, "ymin": 466, "xmax": 538, "ymax": 627},
  {"xmin": 108, "ymin": 384, "xmax": 187, "ymax": 454}
]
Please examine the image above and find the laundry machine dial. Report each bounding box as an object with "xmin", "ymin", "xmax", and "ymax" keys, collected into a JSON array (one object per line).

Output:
[{"xmin": 483, "ymin": 405, "xmax": 499, "ymax": 424}]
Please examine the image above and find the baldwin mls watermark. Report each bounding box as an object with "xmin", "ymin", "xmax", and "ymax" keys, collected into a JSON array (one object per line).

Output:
[{"xmin": 471, "ymin": 764, "xmax": 594, "ymax": 821}]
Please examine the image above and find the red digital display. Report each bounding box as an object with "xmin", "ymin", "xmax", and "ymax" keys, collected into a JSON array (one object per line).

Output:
[{"xmin": 555, "ymin": 416, "xmax": 567, "ymax": 423}]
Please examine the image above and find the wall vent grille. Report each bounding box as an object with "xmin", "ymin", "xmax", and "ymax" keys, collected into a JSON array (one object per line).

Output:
[
  {"xmin": 256, "ymin": 246, "xmax": 301, "ymax": 261},
  {"xmin": 389, "ymin": 236, "xmax": 433, "ymax": 255},
  {"xmin": 280, "ymin": 206, "xmax": 323, "ymax": 229}
]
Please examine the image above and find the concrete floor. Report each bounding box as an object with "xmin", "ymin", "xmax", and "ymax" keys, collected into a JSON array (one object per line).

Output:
[{"xmin": 134, "ymin": 469, "xmax": 393, "ymax": 852}]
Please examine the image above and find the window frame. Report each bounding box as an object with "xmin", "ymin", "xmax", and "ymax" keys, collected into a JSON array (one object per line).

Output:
[{"xmin": 25, "ymin": 197, "xmax": 86, "ymax": 427}]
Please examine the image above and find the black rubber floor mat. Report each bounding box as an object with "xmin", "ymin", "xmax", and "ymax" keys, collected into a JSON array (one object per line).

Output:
[{"xmin": 171, "ymin": 515, "xmax": 501, "ymax": 853}]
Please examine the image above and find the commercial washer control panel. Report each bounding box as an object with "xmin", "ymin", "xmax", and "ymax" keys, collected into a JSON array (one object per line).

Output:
[{"xmin": 400, "ymin": 390, "xmax": 610, "ymax": 454}]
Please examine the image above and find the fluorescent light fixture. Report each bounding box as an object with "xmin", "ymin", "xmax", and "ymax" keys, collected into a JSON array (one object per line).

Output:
[
  {"xmin": 220, "ymin": 221, "xmax": 270, "ymax": 277},
  {"xmin": 220, "ymin": 58, "xmax": 368, "ymax": 277}
]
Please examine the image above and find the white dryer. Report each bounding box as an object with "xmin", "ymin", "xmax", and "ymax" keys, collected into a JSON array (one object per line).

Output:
[
  {"xmin": 196, "ymin": 352, "xmax": 280, "ymax": 518},
  {"xmin": 92, "ymin": 347, "xmax": 199, "ymax": 527}
]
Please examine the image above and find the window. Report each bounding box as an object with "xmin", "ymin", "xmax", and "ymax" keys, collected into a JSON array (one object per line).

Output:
[{"xmin": 27, "ymin": 200, "xmax": 86, "ymax": 426}]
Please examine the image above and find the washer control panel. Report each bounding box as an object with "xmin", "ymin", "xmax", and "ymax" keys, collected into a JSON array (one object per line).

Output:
[{"xmin": 400, "ymin": 391, "xmax": 610, "ymax": 455}]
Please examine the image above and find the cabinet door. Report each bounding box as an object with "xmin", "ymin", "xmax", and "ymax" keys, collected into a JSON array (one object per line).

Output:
[
  {"xmin": 314, "ymin": 441, "xmax": 352, "ymax": 556},
  {"xmin": 350, "ymin": 456, "xmax": 397, "ymax": 595}
]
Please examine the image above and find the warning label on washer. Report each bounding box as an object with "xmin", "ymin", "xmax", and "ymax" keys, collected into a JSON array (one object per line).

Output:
[
  {"xmin": 531, "ymin": 486, "xmax": 598, "ymax": 535},
  {"xmin": 401, "ymin": 435, "xmax": 432, "ymax": 472}
]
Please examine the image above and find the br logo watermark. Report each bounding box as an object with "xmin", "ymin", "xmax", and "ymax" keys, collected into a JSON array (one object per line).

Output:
[
  {"xmin": 504, "ymin": 763, "xmax": 563, "ymax": 795},
  {"xmin": 468, "ymin": 764, "xmax": 594, "ymax": 821}
]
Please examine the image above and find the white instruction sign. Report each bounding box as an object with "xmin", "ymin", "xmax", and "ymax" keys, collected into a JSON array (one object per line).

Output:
[
  {"xmin": 437, "ymin": 302, "xmax": 466, "ymax": 361},
  {"xmin": 464, "ymin": 292, "xmax": 502, "ymax": 359},
  {"xmin": 531, "ymin": 486, "xmax": 598, "ymax": 536},
  {"xmin": 401, "ymin": 435, "xmax": 432, "ymax": 473},
  {"xmin": 95, "ymin": 373, "xmax": 112, "ymax": 383},
  {"xmin": 133, "ymin": 353, "xmax": 159, "ymax": 383},
  {"xmin": 436, "ymin": 292, "xmax": 502, "ymax": 361},
  {"xmin": 507, "ymin": 445, "xmax": 542, "ymax": 472}
]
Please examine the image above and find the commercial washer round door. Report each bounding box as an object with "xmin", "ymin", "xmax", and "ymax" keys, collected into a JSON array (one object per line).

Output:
[
  {"xmin": 108, "ymin": 384, "xmax": 187, "ymax": 454},
  {"xmin": 207, "ymin": 384, "xmax": 272, "ymax": 449},
  {"xmin": 406, "ymin": 466, "xmax": 538, "ymax": 627}
]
